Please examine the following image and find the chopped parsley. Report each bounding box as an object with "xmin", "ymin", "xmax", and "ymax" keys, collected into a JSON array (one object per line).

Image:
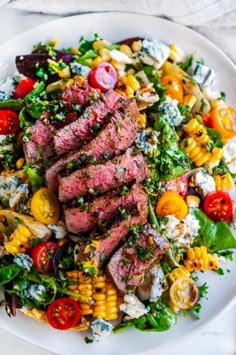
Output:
[{"xmin": 120, "ymin": 186, "xmax": 129, "ymax": 196}]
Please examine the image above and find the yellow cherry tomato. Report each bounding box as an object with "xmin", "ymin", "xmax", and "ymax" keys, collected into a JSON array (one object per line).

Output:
[
  {"xmin": 209, "ymin": 104, "xmax": 236, "ymax": 141},
  {"xmin": 169, "ymin": 277, "xmax": 199, "ymax": 310},
  {"xmin": 155, "ymin": 191, "xmax": 188, "ymax": 220},
  {"xmin": 31, "ymin": 187, "xmax": 60, "ymax": 224},
  {"xmin": 161, "ymin": 74, "xmax": 184, "ymax": 104}
]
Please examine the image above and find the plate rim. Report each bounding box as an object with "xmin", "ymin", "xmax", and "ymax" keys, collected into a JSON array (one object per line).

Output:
[{"xmin": 0, "ymin": 11, "xmax": 235, "ymax": 354}]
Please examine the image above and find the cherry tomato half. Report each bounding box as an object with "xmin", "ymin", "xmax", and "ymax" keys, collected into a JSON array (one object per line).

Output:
[
  {"xmin": 13, "ymin": 77, "xmax": 35, "ymax": 99},
  {"xmin": 31, "ymin": 241, "xmax": 58, "ymax": 273},
  {"xmin": 203, "ymin": 191, "xmax": 233, "ymax": 221},
  {"xmin": 0, "ymin": 109, "xmax": 19, "ymax": 135},
  {"xmin": 208, "ymin": 104, "xmax": 236, "ymax": 141},
  {"xmin": 170, "ymin": 277, "xmax": 199, "ymax": 310},
  {"xmin": 88, "ymin": 62, "xmax": 118, "ymax": 92},
  {"xmin": 156, "ymin": 191, "xmax": 189, "ymax": 220},
  {"xmin": 31, "ymin": 188, "xmax": 60, "ymax": 224},
  {"xmin": 164, "ymin": 175, "xmax": 188, "ymax": 198},
  {"xmin": 47, "ymin": 298, "xmax": 81, "ymax": 330},
  {"xmin": 161, "ymin": 74, "xmax": 184, "ymax": 104}
]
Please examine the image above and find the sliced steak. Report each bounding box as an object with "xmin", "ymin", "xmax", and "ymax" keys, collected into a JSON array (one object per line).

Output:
[
  {"xmin": 54, "ymin": 90, "xmax": 125, "ymax": 155},
  {"xmin": 23, "ymin": 119, "xmax": 54, "ymax": 164},
  {"xmin": 83, "ymin": 202, "xmax": 148, "ymax": 267},
  {"xmin": 58, "ymin": 149, "xmax": 151, "ymax": 202},
  {"xmin": 107, "ymin": 224, "xmax": 170, "ymax": 293},
  {"xmin": 45, "ymin": 100, "xmax": 139, "ymax": 191},
  {"xmin": 65, "ymin": 183, "xmax": 147, "ymax": 233},
  {"xmin": 60, "ymin": 80, "xmax": 100, "ymax": 107}
]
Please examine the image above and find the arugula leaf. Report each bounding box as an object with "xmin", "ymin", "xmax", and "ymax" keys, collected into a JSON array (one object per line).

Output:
[
  {"xmin": 206, "ymin": 128, "xmax": 223, "ymax": 147},
  {"xmin": 193, "ymin": 209, "xmax": 236, "ymax": 252},
  {"xmin": 0, "ymin": 264, "xmax": 22, "ymax": 285}
]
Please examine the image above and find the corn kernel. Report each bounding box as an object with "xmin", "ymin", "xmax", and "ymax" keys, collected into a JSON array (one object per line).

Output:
[
  {"xmin": 70, "ymin": 47, "xmax": 81, "ymax": 55},
  {"xmin": 74, "ymin": 75, "xmax": 85, "ymax": 86},
  {"xmin": 93, "ymin": 39, "xmax": 110, "ymax": 50},
  {"xmin": 99, "ymin": 48, "xmax": 111, "ymax": 61},
  {"xmin": 137, "ymin": 114, "xmax": 147, "ymax": 129},
  {"xmin": 120, "ymin": 44, "xmax": 133, "ymax": 57},
  {"xmin": 92, "ymin": 56, "xmax": 102, "ymax": 67},
  {"xmin": 131, "ymin": 40, "xmax": 142, "ymax": 52},
  {"xmin": 127, "ymin": 74, "xmax": 140, "ymax": 91},
  {"xmin": 185, "ymin": 195, "xmax": 200, "ymax": 208},
  {"xmin": 183, "ymin": 94, "xmax": 197, "ymax": 110},
  {"xmin": 169, "ymin": 44, "xmax": 185, "ymax": 63},
  {"xmin": 125, "ymin": 86, "xmax": 134, "ymax": 98},
  {"xmin": 16, "ymin": 158, "xmax": 24, "ymax": 170},
  {"xmin": 110, "ymin": 60, "xmax": 126, "ymax": 71}
]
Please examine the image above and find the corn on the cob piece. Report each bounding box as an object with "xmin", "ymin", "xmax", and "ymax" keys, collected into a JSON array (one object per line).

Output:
[
  {"xmin": 214, "ymin": 173, "xmax": 234, "ymax": 191},
  {"xmin": 168, "ymin": 265, "xmax": 190, "ymax": 283},
  {"xmin": 67, "ymin": 271, "xmax": 119, "ymax": 320},
  {"xmin": 182, "ymin": 94, "xmax": 197, "ymax": 110},
  {"xmin": 5, "ymin": 224, "xmax": 33, "ymax": 255},
  {"xmin": 184, "ymin": 119, "xmax": 211, "ymax": 145},
  {"xmin": 184, "ymin": 246, "xmax": 219, "ymax": 271},
  {"xmin": 181, "ymin": 137, "xmax": 211, "ymax": 166},
  {"xmin": 137, "ymin": 113, "xmax": 147, "ymax": 129},
  {"xmin": 92, "ymin": 39, "xmax": 110, "ymax": 50}
]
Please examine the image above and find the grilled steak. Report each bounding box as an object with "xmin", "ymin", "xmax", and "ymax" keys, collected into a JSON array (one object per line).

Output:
[
  {"xmin": 58, "ymin": 149, "xmax": 151, "ymax": 202},
  {"xmin": 64, "ymin": 183, "xmax": 147, "ymax": 233},
  {"xmin": 45, "ymin": 101, "xmax": 139, "ymax": 191},
  {"xmin": 60, "ymin": 80, "xmax": 100, "ymax": 107},
  {"xmin": 107, "ymin": 224, "xmax": 170, "ymax": 293},
  {"xmin": 23, "ymin": 119, "xmax": 54, "ymax": 164},
  {"xmin": 54, "ymin": 90, "xmax": 125, "ymax": 155},
  {"xmin": 83, "ymin": 202, "xmax": 148, "ymax": 267}
]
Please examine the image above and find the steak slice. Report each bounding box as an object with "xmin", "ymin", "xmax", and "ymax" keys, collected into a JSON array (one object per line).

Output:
[
  {"xmin": 45, "ymin": 100, "xmax": 139, "ymax": 191},
  {"xmin": 58, "ymin": 149, "xmax": 151, "ymax": 202},
  {"xmin": 107, "ymin": 224, "xmax": 170, "ymax": 293},
  {"xmin": 83, "ymin": 201, "xmax": 148, "ymax": 267},
  {"xmin": 23, "ymin": 119, "xmax": 54, "ymax": 164},
  {"xmin": 60, "ymin": 80, "xmax": 100, "ymax": 107},
  {"xmin": 54, "ymin": 90, "xmax": 125, "ymax": 155},
  {"xmin": 64, "ymin": 183, "xmax": 147, "ymax": 233}
]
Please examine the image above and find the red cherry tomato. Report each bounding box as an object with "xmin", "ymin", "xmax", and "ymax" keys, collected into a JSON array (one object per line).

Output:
[
  {"xmin": 47, "ymin": 298, "xmax": 81, "ymax": 330},
  {"xmin": 0, "ymin": 109, "xmax": 19, "ymax": 135},
  {"xmin": 13, "ymin": 77, "xmax": 35, "ymax": 99},
  {"xmin": 88, "ymin": 62, "xmax": 118, "ymax": 92},
  {"xmin": 31, "ymin": 242, "xmax": 58, "ymax": 273},
  {"xmin": 164, "ymin": 175, "xmax": 188, "ymax": 198},
  {"xmin": 203, "ymin": 191, "xmax": 233, "ymax": 221}
]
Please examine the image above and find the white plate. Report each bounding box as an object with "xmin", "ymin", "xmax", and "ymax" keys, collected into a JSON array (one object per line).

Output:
[{"xmin": 0, "ymin": 12, "xmax": 235, "ymax": 355}]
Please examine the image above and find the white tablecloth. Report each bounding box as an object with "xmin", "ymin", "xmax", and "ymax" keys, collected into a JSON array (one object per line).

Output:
[{"xmin": 0, "ymin": 6, "xmax": 235, "ymax": 355}]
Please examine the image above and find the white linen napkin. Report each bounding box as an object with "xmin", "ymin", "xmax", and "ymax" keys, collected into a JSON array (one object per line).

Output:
[{"xmin": 5, "ymin": 0, "xmax": 236, "ymax": 63}]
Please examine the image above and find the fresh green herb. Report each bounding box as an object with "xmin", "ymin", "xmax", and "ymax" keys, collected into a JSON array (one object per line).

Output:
[
  {"xmin": 0, "ymin": 264, "xmax": 22, "ymax": 285},
  {"xmin": 217, "ymin": 250, "xmax": 234, "ymax": 262},
  {"xmin": 89, "ymin": 156, "xmax": 97, "ymax": 164},
  {"xmin": 199, "ymin": 98, "xmax": 207, "ymax": 114},
  {"xmin": 199, "ymin": 282, "xmax": 209, "ymax": 299},
  {"xmin": 213, "ymin": 162, "xmax": 229, "ymax": 175},
  {"xmin": 123, "ymin": 274, "xmax": 131, "ymax": 283},
  {"xmin": 23, "ymin": 165, "xmax": 44, "ymax": 192},
  {"xmin": 103, "ymin": 151, "xmax": 110, "ymax": 160},
  {"xmin": 100, "ymin": 252, "xmax": 107, "ymax": 263},
  {"xmin": 67, "ymin": 161, "xmax": 77, "ymax": 170},
  {"xmin": 29, "ymin": 238, "xmax": 42, "ymax": 247},
  {"xmin": 206, "ymin": 128, "xmax": 223, "ymax": 148},
  {"xmin": 179, "ymin": 54, "xmax": 194, "ymax": 71},
  {"xmin": 77, "ymin": 196, "xmax": 84, "ymax": 206},
  {"xmin": 84, "ymin": 337, "xmax": 94, "ymax": 344},
  {"xmin": 122, "ymin": 258, "xmax": 130, "ymax": 267},
  {"xmin": 82, "ymin": 203, "xmax": 93, "ymax": 212},
  {"xmin": 137, "ymin": 245, "xmax": 153, "ymax": 260},
  {"xmin": 218, "ymin": 92, "xmax": 226, "ymax": 101},
  {"xmin": 190, "ymin": 303, "xmax": 201, "ymax": 319},
  {"xmin": 120, "ymin": 186, "xmax": 129, "ymax": 196},
  {"xmin": 216, "ymin": 267, "xmax": 224, "ymax": 275},
  {"xmin": 118, "ymin": 207, "xmax": 130, "ymax": 220},
  {"xmin": 115, "ymin": 120, "xmax": 122, "ymax": 133}
]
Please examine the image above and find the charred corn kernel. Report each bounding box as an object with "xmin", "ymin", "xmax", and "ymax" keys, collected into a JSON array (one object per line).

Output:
[
  {"xmin": 99, "ymin": 48, "xmax": 111, "ymax": 61},
  {"xmin": 110, "ymin": 59, "xmax": 126, "ymax": 71},
  {"xmin": 67, "ymin": 272, "xmax": 119, "ymax": 320},
  {"xmin": 214, "ymin": 173, "xmax": 234, "ymax": 191},
  {"xmin": 92, "ymin": 39, "xmax": 110, "ymax": 50},
  {"xmin": 181, "ymin": 137, "xmax": 210, "ymax": 166},
  {"xmin": 182, "ymin": 94, "xmax": 197, "ymax": 110},
  {"xmin": 137, "ymin": 114, "xmax": 147, "ymax": 129},
  {"xmin": 185, "ymin": 195, "xmax": 201, "ymax": 208},
  {"xmin": 131, "ymin": 40, "xmax": 142, "ymax": 52},
  {"xmin": 70, "ymin": 47, "xmax": 81, "ymax": 55},
  {"xmin": 184, "ymin": 246, "xmax": 219, "ymax": 271},
  {"xmin": 168, "ymin": 44, "xmax": 185, "ymax": 62},
  {"xmin": 168, "ymin": 265, "xmax": 190, "ymax": 283},
  {"xmin": 210, "ymin": 147, "xmax": 224, "ymax": 162},
  {"xmin": 83, "ymin": 240, "xmax": 100, "ymax": 254},
  {"xmin": 126, "ymin": 74, "xmax": 140, "ymax": 91},
  {"xmin": 120, "ymin": 44, "xmax": 133, "ymax": 57},
  {"xmin": 16, "ymin": 158, "xmax": 24, "ymax": 170},
  {"xmin": 74, "ymin": 75, "xmax": 85, "ymax": 86},
  {"xmin": 125, "ymin": 86, "xmax": 135, "ymax": 98},
  {"xmin": 92, "ymin": 56, "xmax": 102, "ymax": 67},
  {"xmin": 5, "ymin": 224, "xmax": 32, "ymax": 255}
]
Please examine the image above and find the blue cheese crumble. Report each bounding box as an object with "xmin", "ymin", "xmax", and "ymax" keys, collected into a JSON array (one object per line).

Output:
[
  {"xmin": 69, "ymin": 62, "xmax": 90, "ymax": 77},
  {"xmin": 192, "ymin": 170, "xmax": 216, "ymax": 197},
  {"xmin": 119, "ymin": 294, "xmax": 149, "ymax": 319},
  {"xmin": 0, "ymin": 76, "xmax": 16, "ymax": 101},
  {"xmin": 140, "ymin": 38, "xmax": 170, "ymax": 69},
  {"xmin": 25, "ymin": 284, "xmax": 46, "ymax": 302},
  {"xmin": 13, "ymin": 253, "xmax": 33, "ymax": 271},
  {"xmin": 90, "ymin": 318, "xmax": 113, "ymax": 341},
  {"xmin": 9, "ymin": 184, "xmax": 29, "ymax": 209},
  {"xmin": 47, "ymin": 222, "xmax": 67, "ymax": 239},
  {"xmin": 187, "ymin": 61, "xmax": 216, "ymax": 88},
  {"xmin": 0, "ymin": 176, "xmax": 20, "ymax": 202},
  {"xmin": 158, "ymin": 96, "xmax": 183, "ymax": 126}
]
